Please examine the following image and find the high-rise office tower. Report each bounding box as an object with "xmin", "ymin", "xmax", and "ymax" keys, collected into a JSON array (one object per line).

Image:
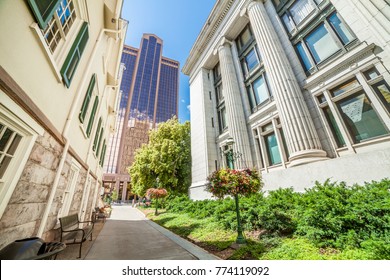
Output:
[{"xmin": 103, "ymin": 34, "xmax": 179, "ymax": 200}]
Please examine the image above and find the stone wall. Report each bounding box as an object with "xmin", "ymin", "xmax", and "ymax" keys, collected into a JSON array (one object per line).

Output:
[
  {"xmin": 0, "ymin": 132, "xmax": 62, "ymax": 249},
  {"xmin": 0, "ymin": 130, "xmax": 100, "ymax": 248}
]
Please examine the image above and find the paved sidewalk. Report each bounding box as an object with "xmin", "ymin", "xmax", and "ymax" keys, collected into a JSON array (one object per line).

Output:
[{"xmin": 84, "ymin": 206, "xmax": 219, "ymax": 260}]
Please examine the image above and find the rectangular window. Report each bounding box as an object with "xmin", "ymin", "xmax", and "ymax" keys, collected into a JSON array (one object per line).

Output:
[
  {"xmin": 215, "ymin": 84, "xmax": 223, "ymax": 103},
  {"xmin": 27, "ymin": 0, "xmax": 61, "ymax": 29},
  {"xmin": 60, "ymin": 21, "xmax": 89, "ymax": 88},
  {"xmin": 253, "ymin": 75, "xmax": 269, "ymax": 105},
  {"xmin": 79, "ymin": 74, "xmax": 96, "ymax": 123},
  {"xmin": 322, "ymin": 106, "xmax": 346, "ymax": 147},
  {"xmin": 289, "ymin": 0, "xmax": 315, "ymax": 26},
  {"xmin": 264, "ymin": 132, "xmax": 282, "ymax": 165},
  {"xmin": 296, "ymin": 42, "xmax": 313, "ymax": 71},
  {"xmin": 213, "ymin": 64, "xmax": 221, "ymax": 81},
  {"xmin": 331, "ymin": 79, "xmax": 360, "ymax": 97},
  {"xmin": 372, "ymin": 81, "xmax": 390, "ymax": 113},
  {"xmin": 0, "ymin": 126, "xmax": 22, "ymax": 179},
  {"xmin": 364, "ymin": 68, "xmax": 380, "ymax": 80},
  {"xmin": 37, "ymin": 0, "xmax": 76, "ymax": 53},
  {"xmin": 59, "ymin": 161, "xmax": 80, "ymax": 217},
  {"xmin": 96, "ymin": 127, "xmax": 104, "ymax": 156},
  {"xmin": 218, "ymin": 107, "xmax": 227, "ymax": 133},
  {"xmin": 245, "ymin": 48, "xmax": 260, "ymax": 71},
  {"xmin": 99, "ymin": 141, "xmax": 107, "ymax": 167},
  {"xmin": 336, "ymin": 92, "xmax": 388, "ymax": 143},
  {"xmin": 93, "ymin": 118, "xmax": 102, "ymax": 152},
  {"xmin": 305, "ymin": 24, "xmax": 340, "ymax": 63},
  {"xmin": 282, "ymin": 13, "xmax": 294, "ymax": 33},
  {"xmin": 86, "ymin": 96, "xmax": 99, "ymax": 137},
  {"xmin": 237, "ymin": 26, "xmax": 253, "ymax": 51},
  {"xmin": 328, "ymin": 12, "xmax": 354, "ymax": 45}
]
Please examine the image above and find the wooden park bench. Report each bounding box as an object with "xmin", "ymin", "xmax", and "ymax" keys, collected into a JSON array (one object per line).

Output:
[{"xmin": 59, "ymin": 213, "xmax": 94, "ymax": 258}]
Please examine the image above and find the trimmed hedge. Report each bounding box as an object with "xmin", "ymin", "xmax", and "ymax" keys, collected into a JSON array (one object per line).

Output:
[{"xmin": 164, "ymin": 179, "xmax": 390, "ymax": 257}]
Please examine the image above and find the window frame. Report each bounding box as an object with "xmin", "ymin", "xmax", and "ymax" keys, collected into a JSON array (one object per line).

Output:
[
  {"xmin": 27, "ymin": 0, "xmax": 62, "ymax": 29},
  {"xmin": 58, "ymin": 160, "xmax": 81, "ymax": 218},
  {"xmin": 276, "ymin": 1, "xmax": 358, "ymax": 75},
  {"xmin": 60, "ymin": 21, "xmax": 89, "ymax": 88},
  {"xmin": 253, "ymin": 118, "xmax": 288, "ymax": 170},
  {"xmin": 86, "ymin": 95, "xmax": 99, "ymax": 137},
  {"xmin": 79, "ymin": 74, "xmax": 96, "ymax": 123},
  {"xmin": 0, "ymin": 104, "xmax": 41, "ymax": 219}
]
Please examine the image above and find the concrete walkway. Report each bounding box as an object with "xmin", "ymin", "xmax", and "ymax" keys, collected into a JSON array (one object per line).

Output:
[{"xmin": 85, "ymin": 206, "xmax": 219, "ymax": 260}]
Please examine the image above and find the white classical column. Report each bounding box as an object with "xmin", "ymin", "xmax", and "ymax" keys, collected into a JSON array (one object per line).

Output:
[
  {"xmin": 245, "ymin": 0, "xmax": 327, "ymax": 166},
  {"xmin": 214, "ymin": 37, "xmax": 253, "ymax": 168}
]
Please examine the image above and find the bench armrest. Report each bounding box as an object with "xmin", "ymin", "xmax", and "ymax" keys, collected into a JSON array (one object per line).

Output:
[{"xmin": 79, "ymin": 220, "xmax": 94, "ymax": 224}]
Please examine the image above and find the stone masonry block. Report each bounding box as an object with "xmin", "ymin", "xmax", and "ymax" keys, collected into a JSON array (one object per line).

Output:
[
  {"xmin": 9, "ymin": 181, "xmax": 50, "ymax": 204},
  {"xmin": 0, "ymin": 222, "xmax": 36, "ymax": 250},
  {"xmin": 0, "ymin": 203, "xmax": 43, "ymax": 229}
]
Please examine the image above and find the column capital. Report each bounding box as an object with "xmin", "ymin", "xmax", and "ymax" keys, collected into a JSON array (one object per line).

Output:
[
  {"xmin": 247, "ymin": 0, "xmax": 264, "ymax": 12},
  {"xmin": 240, "ymin": 1, "xmax": 264, "ymax": 18},
  {"xmin": 213, "ymin": 36, "xmax": 233, "ymax": 56}
]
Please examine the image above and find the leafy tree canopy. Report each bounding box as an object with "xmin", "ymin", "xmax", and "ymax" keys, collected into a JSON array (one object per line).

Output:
[{"xmin": 129, "ymin": 117, "xmax": 191, "ymax": 196}]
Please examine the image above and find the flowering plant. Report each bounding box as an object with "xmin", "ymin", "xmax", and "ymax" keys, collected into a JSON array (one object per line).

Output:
[
  {"xmin": 146, "ymin": 188, "xmax": 168, "ymax": 199},
  {"xmin": 206, "ymin": 168, "xmax": 261, "ymax": 198},
  {"xmin": 146, "ymin": 188, "xmax": 168, "ymax": 215}
]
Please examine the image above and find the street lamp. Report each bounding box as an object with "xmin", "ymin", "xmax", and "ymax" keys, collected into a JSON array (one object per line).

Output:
[{"xmin": 225, "ymin": 137, "xmax": 246, "ymax": 245}]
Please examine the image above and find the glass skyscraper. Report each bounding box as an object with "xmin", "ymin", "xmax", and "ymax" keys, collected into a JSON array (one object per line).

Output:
[{"xmin": 103, "ymin": 34, "xmax": 179, "ymax": 200}]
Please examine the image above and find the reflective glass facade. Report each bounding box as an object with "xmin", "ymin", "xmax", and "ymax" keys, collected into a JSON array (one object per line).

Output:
[
  {"xmin": 104, "ymin": 34, "xmax": 179, "ymax": 178},
  {"xmin": 104, "ymin": 46, "xmax": 138, "ymax": 174}
]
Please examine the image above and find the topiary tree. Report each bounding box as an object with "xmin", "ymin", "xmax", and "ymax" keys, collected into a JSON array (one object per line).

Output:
[
  {"xmin": 206, "ymin": 168, "xmax": 262, "ymax": 244},
  {"xmin": 146, "ymin": 188, "xmax": 168, "ymax": 215}
]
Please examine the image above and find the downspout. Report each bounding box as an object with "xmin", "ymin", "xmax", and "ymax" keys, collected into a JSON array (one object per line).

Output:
[{"xmin": 37, "ymin": 20, "xmax": 128, "ymax": 237}]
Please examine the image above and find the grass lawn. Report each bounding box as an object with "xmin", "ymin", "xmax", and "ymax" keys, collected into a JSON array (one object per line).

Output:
[{"xmin": 140, "ymin": 208, "xmax": 381, "ymax": 260}]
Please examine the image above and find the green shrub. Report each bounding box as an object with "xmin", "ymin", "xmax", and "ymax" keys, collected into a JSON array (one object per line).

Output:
[
  {"xmin": 261, "ymin": 238, "xmax": 324, "ymax": 260},
  {"xmin": 296, "ymin": 179, "xmax": 390, "ymax": 249},
  {"xmin": 228, "ymin": 241, "xmax": 266, "ymax": 260},
  {"xmin": 258, "ymin": 188, "xmax": 301, "ymax": 235}
]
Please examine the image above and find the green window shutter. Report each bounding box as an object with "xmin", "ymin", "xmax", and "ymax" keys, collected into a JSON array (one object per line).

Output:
[
  {"xmin": 96, "ymin": 128, "xmax": 104, "ymax": 156},
  {"xmin": 86, "ymin": 96, "xmax": 99, "ymax": 137},
  {"xmin": 100, "ymin": 141, "xmax": 106, "ymax": 167},
  {"xmin": 92, "ymin": 118, "xmax": 102, "ymax": 151},
  {"xmin": 27, "ymin": 0, "xmax": 61, "ymax": 29},
  {"xmin": 79, "ymin": 74, "xmax": 96, "ymax": 123},
  {"xmin": 61, "ymin": 22, "xmax": 89, "ymax": 88}
]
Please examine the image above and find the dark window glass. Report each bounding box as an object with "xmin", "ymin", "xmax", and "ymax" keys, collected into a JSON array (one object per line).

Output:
[
  {"xmin": 245, "ymin": 48, "xmax": 259, "ymax": 71},
  {"xmin": 323, "ymin": 106, "xmax": 345, "ymax": 147},
  {"xmin": 305, "ymin": 24, "xmax": 339, "ymax": 63},
  {"xmin": 264, "ymin": 132, "xmax": 282, "ymax": 165},
  {"xmin": 296, "ymin": 42, "xmax": 313, "ymax": 71},
  {"xmin": 253, "ymin": 75, "xmax": 269, "ymax": 105},
  {"xmin": 328, "ymin": 13, "xmax": 354, "ymax": 45},
  {"xmin": 372, "ymin": 81, "xmax": 390, "ymax": 113},
  {"xmin": 364, "ymin": 68, "xmax": 380, "ymax": 80},
  {"xmin": 336, "ymin": 92, "xmax": 388, "ymax": 143},
  {"xmin": 331, "ymin": 79, "xmax": 360, "ymax": 97}
]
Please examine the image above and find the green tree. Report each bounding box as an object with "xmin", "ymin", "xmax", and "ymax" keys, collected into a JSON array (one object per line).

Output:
[{"xmin": 129, "ymin": 117, "xmax": 191, "ymax": 196}]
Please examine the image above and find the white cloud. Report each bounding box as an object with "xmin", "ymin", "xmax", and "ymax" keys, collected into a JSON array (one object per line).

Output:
[
  {"xmin": 187, "ymin": 105, "xmax": 191, "ymax": 111},
  {"xmin": 181, "ymin": 99, "xmax": 185, "ymax": 103}
]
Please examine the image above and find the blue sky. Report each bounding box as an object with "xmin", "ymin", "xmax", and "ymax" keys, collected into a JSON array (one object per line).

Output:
[{"xmin": 121, "ymin": 0, "xmax": 216, "ymax": 123}]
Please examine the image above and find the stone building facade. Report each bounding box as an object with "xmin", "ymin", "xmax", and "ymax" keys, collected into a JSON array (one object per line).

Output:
[
  {"xmin": 183, "ymin": 0, "xmax": 390, "ymax": 199},
  {"xmin": 0, "ymin": 0, "xmax": 127, "ymax": 248}
]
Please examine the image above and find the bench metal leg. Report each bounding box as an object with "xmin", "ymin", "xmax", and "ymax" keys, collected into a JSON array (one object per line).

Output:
[{"xmin": 78, "ymin": 243, "xmax": 82, "ymax": 259}]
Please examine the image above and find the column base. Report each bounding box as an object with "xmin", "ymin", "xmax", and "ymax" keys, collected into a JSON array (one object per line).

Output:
[{"xmin": 288, "ymin": 149, "xmax": 328, "ymax": 167}]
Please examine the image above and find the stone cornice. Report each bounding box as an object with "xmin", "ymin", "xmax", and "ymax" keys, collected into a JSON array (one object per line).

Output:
[{"xmin": 182, "ymin": 0, "xmax": 236, "ymax": 75}]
